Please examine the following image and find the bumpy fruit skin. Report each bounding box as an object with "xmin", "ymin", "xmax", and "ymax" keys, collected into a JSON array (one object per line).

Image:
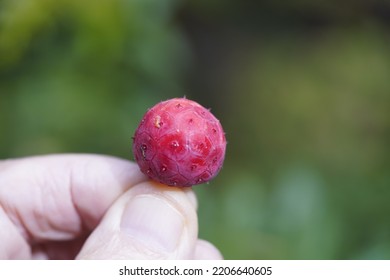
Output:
[{"xmin": 132, "ymin": 97, "xmax": 226, "ymax": 187}]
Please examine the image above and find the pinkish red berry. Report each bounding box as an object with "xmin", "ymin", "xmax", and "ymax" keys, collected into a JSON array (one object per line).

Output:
[{"xmin": 132, "ymin": 97, "xmax": 226, "ymax": 187}]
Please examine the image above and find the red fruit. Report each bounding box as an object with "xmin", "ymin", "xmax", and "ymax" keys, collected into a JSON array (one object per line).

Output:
[{"xmin": 132, "ymin": 97, "xmax": 226, "ymax": 187}]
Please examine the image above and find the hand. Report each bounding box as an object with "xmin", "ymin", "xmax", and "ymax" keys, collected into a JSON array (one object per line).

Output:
[{"xmin": 0, "ymin": 154, "xmax": 222, "ymax": 259}]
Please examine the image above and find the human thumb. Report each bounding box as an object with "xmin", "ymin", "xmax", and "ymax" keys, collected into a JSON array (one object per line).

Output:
[{"xmin": 76, "ymin": 181, "xmax": 198, "ymax": 259}]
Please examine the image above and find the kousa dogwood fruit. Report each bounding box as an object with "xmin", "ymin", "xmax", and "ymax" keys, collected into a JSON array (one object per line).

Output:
[{"xmin": 132, "ymin": 97, "xmax": 226, "ymax": 187}]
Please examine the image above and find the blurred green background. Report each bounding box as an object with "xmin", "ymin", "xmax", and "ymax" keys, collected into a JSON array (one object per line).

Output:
[{"xmin": 1, "ymin": 0, "xmax": 390, "ymax": 259}]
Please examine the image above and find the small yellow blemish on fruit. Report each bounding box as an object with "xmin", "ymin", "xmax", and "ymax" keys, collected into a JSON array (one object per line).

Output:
[{"xmin": 154, "ymin": 115, "xmax": 161, "ymax": 128}]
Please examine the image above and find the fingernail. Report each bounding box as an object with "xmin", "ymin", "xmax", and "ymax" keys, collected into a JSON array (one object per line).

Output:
[{"xmin": 120, "ymin": 195, "xmax": 184, "ymax": 252}]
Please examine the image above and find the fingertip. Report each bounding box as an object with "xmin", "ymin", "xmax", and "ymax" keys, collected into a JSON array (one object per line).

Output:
[
  {"xmin": 77, "ymin": 180, "xmax": 199, "ymax": 259},
  {"xmin": 130, "ymin": 181, "xmax": 198, "ymax": 210},
  {"xmin": 69, "ymin": 154, "xmax": 148, "ymax": 228}
]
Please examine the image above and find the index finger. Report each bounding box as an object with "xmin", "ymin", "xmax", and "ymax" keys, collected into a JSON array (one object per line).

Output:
[{"xmin": 0, "ymin": 154, "xmax": 147, "ymax": 245}]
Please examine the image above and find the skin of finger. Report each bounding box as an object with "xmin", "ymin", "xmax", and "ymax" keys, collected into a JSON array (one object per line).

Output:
[
  {"xmin": 77, "ymin": 181, "xmax": 198, "ymax": 260},
  {"xmin": 0, "ymin": 206, "xmax": 30, "ymax": 259},
  {"xmin": 0, "ymin": 154, "xmax": 147, "ymax": 245},
  {"xmin": 193, "ymin": 239, "xmax": 224, "ymax": 260}
]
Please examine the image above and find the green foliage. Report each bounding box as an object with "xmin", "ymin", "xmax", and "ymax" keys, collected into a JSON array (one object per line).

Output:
[{"xmin": 0, "ymin": 0, "xmax": 188, "ymax": 157}]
